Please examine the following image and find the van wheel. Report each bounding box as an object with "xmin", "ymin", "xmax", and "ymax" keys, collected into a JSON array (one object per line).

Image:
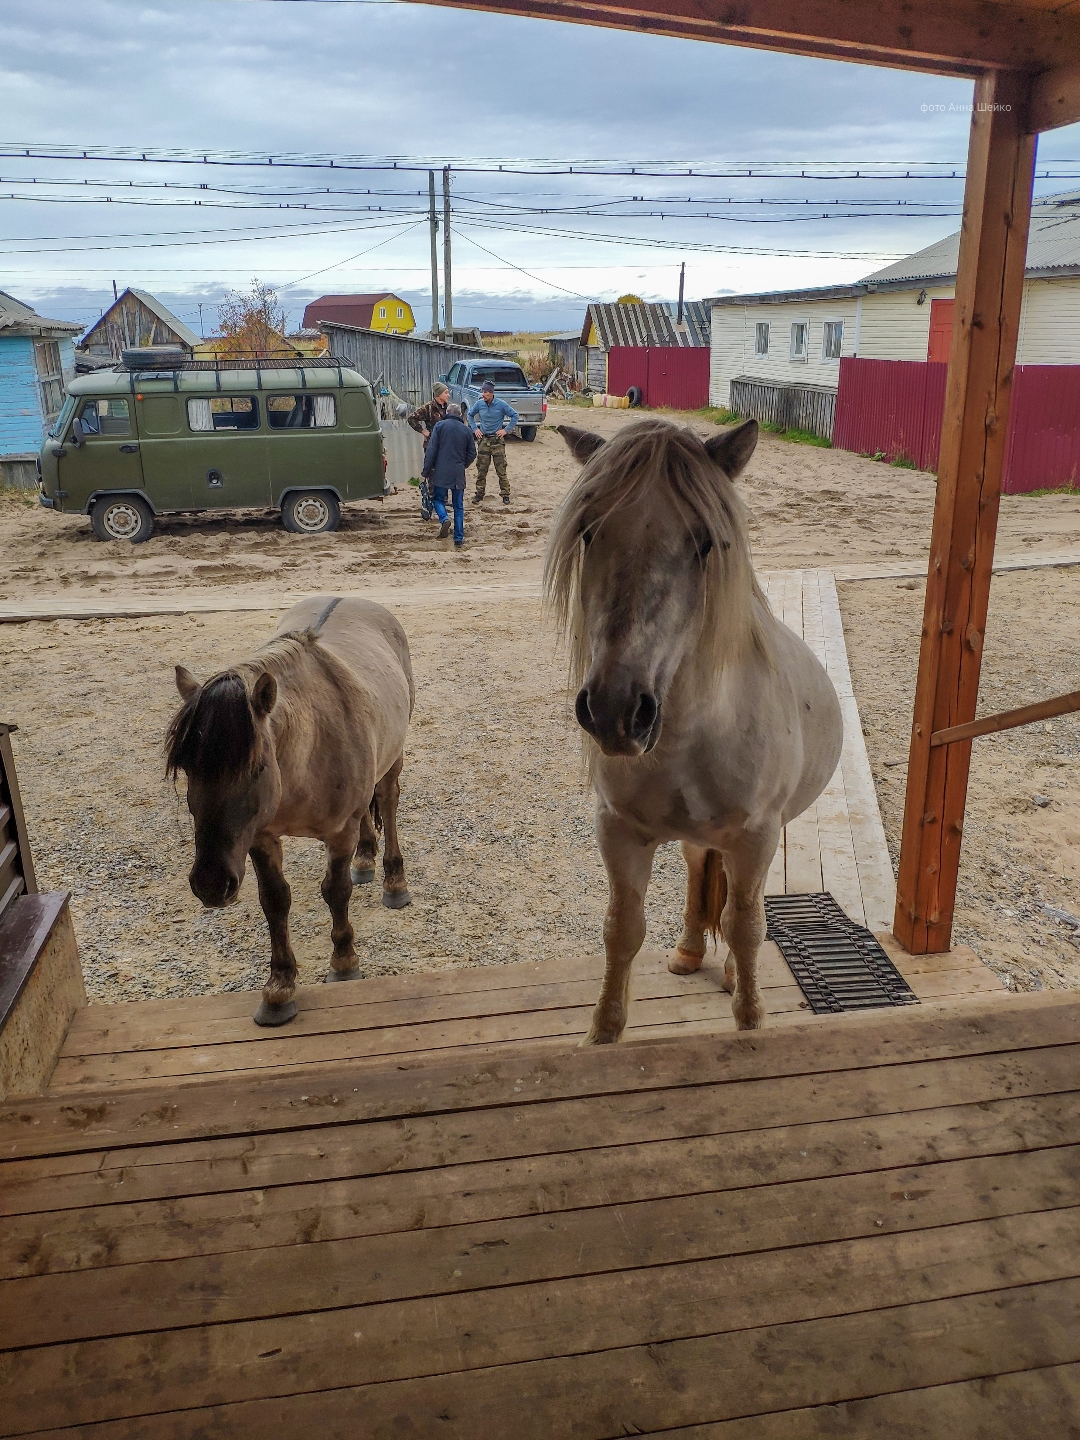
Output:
[
  {"xmin": 281, "ymin": 490, "xmax": 341, "ymax": 534},
  {"xmin": 519, "ymin": 425, "xmax": 538, "ymax": 442},
  {"xmin": 91, "ymin": 494, "xmax": 154, "ymax": 543}
]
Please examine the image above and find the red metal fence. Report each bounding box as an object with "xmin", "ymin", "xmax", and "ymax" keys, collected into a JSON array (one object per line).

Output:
[
  {"xmin": 605, "ymin": 346, "xmax": 710, "ymax": 410},
  {"xmin": 833, "ymin": 357, "xmax": 1080, "ymax": 494}
]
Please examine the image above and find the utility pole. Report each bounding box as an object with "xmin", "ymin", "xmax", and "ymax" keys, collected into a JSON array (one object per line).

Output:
[
  {"xmin": 442, "ymin": 166, "xmax": 453, "ymax": 340},
  {"xmin": 428, "ymin": 171, "xmax": 440, "ymax": 338},
  {"xmin": 676, "ymin": 262, "xmax": 686, "ymax": 329},
  {"xmin": 197, "ymin": 302, "xmax": 205, "ymax": 339}
]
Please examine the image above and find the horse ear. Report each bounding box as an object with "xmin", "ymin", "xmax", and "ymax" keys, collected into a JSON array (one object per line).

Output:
[
  {"xmin": 556, "ymin": 425, "xmax": 606, "ymax": 464},
  {"xmin": 704, "ymin": 418, "xmax": 758, "ymax": 479},
  {"xmin": 251, "ymin": 671, "xmax": 278, "ymax": 719},
  {"xmin": 175, "ymin": 665, "xmax": 199, "ymax": 700}
]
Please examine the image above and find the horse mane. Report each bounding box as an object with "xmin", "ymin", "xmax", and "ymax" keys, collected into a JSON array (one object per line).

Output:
[
  {"xmin": 165, "ymin": 630, "xmax": 340, "ymax": 782},
  {"xmin": 543, "ymin": 419, "xmax": 770, "ymax": 689}
]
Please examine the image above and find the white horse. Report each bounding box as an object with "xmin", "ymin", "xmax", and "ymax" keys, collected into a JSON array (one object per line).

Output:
[{"xmin": 545, "ymin": 418, "xmax": 843, "ymax": 1042}]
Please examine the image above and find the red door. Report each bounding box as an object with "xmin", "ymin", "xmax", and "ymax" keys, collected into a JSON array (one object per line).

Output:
[{"xmin": 927, "ymin": 299, "xmax": 955, "ymax": 363}]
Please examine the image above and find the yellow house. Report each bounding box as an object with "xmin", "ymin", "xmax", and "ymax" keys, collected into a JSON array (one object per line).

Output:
[{"xmin": 302, "ymin": 294, "xmax": 415, "ymax": 335}]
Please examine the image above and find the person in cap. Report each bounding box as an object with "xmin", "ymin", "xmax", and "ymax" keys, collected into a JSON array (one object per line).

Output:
[
  {"xmin": 408, "ymin": 381, "xmax": 450, "ymax": 520},
  {"xmin": 421, "ymin": 401, "xmax": 476, "ymax": 547},
  {"xmin": 468, "ymin": 380, "xmax": 518, "ymax": 505}
]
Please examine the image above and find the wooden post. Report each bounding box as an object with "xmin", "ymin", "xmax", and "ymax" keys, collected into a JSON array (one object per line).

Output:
[{"xmin": 893, "ymin": 69, "xmax": 1037, "ymax": 954}]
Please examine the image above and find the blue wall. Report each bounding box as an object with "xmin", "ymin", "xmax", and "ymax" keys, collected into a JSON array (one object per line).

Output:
[{"xmin": 0, "ymin": 335, "xmax": 46, "ymax": 456}]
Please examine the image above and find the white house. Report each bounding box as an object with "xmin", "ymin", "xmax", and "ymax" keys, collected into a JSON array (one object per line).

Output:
[{"xmin": 709, "ymin": 189, "xmax": 1080, "ymax": 423}]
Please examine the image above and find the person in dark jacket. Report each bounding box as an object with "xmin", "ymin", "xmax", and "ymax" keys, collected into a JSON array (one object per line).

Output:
[
  {"xmin": 422, "ymin": 402, "xmax": 476, "ymax": 547},
  {"xmin": 408, "ymin": 382, "xmax": 449, "ymax": 520}
]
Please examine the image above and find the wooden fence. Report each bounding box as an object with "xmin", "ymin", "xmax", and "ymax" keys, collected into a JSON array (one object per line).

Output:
[{"xmin": 728, "ymin": 376, "xmax": 837, "ymax": 439}]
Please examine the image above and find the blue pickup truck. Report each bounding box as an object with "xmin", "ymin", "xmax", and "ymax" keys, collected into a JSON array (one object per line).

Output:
[{"xmin": 442, "ymin": 358, "xmax": 547, "ymax": 442}]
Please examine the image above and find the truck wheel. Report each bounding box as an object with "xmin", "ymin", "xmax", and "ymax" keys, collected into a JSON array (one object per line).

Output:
[
  {"xmin": 91, "ymin": 494, "xmax": 154, "ymax": 543},
  {"xmin": 626, "ymin": 386, "xmax": 644, "ymax": 408},
  {"xmin": 281, "ymin": 490, "xmax": 341, "ymax": 535},
  {"xmin": 519, "ymin": 425, "xmax": 538, "ymax": 442}
]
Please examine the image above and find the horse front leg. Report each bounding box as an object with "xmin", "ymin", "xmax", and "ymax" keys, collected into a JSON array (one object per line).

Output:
[
  {"xmin": 720, "ymin": 836, "xmax": 775, "ymax": 1031},
  {"xmin": 323, "ymin": 823, "xmax": 361, "ymax": 982},
  {"xmin": 587, "ymin": 809, "xmax": 657, "ymax": 1045},
  {"xmin": 250, "ymin": 836, "xmax": 299, "ymax": 1027},
  {"xmin": 376, "ymin": 756, "xmax": 411, "ymax": 910}
]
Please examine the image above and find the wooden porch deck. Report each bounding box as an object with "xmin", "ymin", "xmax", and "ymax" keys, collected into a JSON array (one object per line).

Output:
[{"xmin": 3, "ymin": 989, "xmax": 1079, "ymax": 1436}]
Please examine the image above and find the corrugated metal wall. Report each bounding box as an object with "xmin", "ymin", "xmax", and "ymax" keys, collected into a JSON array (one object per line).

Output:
[
  {"xmin": 319, "ymin": 323, "xmax": 503, "ymax": 408},
  {"xmin": 606, "ymin": 347, "xmax": 710, "ymax": 409},
  {"xmin": 832, "ymin": 358, "xmax": 947, "ymax": 467},
  {"xmin": 834, "ymin": 357, "xmax": 1080, "ymax": 492},
  {"xmin": 729, "ymin": 375, "xmax": 837, "ymax": 439}
]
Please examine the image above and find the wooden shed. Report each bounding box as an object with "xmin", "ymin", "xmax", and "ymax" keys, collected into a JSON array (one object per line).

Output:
[
  {"xmin": 0, "ymin": 291, "xmax": 81, "ymax": 488},
  {"xmin": 77, "ymin": 288, "xmax": 199, "ymax": 361}
]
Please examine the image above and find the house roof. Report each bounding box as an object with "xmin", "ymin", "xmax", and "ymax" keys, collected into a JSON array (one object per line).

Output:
[
  {"xmin": 707, "ymin": 190, "xmax": 1080, "ymax": 308},
  {"xmin": 302, "ymin": 294, "xmax": 410, "ymax": 330},
  {"xmin": 0, "ymin": 291, "xmax": 82, "ymax": 338},
  {"xmin": 79, "ymin": 288, "xmax": 200, "ymax": 349},
  {"xmin": 580, "ymin": 301, "xmax": 711, "ymax": 350},
  {"xmin": 862, "ymin": 189, "xmax": 1080, "ymax": 285}
]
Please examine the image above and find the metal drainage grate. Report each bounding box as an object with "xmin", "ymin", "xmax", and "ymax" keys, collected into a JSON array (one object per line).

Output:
[{"xmin": 764, "ymin": 892, "xmax": 919, "ymax": 1015}]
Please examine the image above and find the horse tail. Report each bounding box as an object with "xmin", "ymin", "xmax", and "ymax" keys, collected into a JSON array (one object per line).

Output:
[
  {"xmin": 369, "ymin": 792, "xmax": 383, "ymax": 835},
  {"xmin": 702, "ymin": 849, "xmax": 727, "ymax": 942}
]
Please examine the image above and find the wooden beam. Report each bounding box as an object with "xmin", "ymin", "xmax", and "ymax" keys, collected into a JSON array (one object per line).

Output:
[
  {"xmin": 894, "ymin": 70, "xmax": 1037, "ymax": 955},
  {"xmin": 421, "ymin": 0, "xmax": 1080, "ymax": 78},
  {"xmin": 1027, "ymin": 61, "xmax": 1080, "ymax": 134},
  {"xmin": 931, "ymin": 689, "xmax": 1080, "ymax": 747}
]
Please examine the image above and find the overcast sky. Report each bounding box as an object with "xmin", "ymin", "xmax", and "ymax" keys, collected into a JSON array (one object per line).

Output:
[{"xmin": 3, "ymin": 0, "xmax": 1078, "ymax": 334}]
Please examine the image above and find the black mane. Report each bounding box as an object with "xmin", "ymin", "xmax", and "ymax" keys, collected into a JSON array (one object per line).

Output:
[{"xmin": 165, "ymin": 672, "xmax": 257, "ymax": 781}]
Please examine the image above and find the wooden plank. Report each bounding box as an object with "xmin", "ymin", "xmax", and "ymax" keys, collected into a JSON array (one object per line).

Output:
[
  {"xmin": 895, "ymin": 70, "xmax": 1038, "ymax": 954},
  {"xmin": 26, "ymin": 1276, "xmax": 1080, "ymax": 1439},
  {"xmin": 782, "ymin": 803, "xmax": 822, "ymax": 894},
  {"xmin": 9, "ymin": 1209, "xmax": 1080, "ymax": 1433},
  {"xmin": 932, "ymin": 686, "xmax": 1080, "ymax": 748},
  {"xmin": 643, "ymin": 1362, "xmax": 1080, "ymax": 1437},
  {"xmin": 814, "ymin": 569, "xmax": 853, "ymax": 699},
  {"xmin": 4, "ymin": 1145, "xmax": 1078, "ymax": 1350},
  {"xmin": 813, "ymin": 763, "xmax": 865, "ymax": 924},
  {"xmin": 8, "ymin": 1044, "xmax": 1074, "ymax": 1221},
  {"xmin": 1028, "ymin": 59, "xmax": 1080, "ymax": 135},
  {"xmin": 4, "ymin": 991, "xmax": 1077, "ymax": 1162},
  {"xmin": 5, "ymin": 1081, "xmax": 1075, "ymax": 1282},
  {"xmin": 838, "ymin": 694, "xmax": 896, "ymax": 932}
]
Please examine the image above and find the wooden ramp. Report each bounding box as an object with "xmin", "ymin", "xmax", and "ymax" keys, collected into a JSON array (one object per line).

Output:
[
  {"xmin": 3, "ymin": 990, "xmax": 1079, "ymax": 1436},
  {"xmin": 44, "ymin": 939, "xmax": 1004, "ymax": 1092}
]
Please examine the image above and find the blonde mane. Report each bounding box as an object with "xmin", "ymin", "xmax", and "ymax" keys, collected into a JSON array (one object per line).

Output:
[{"xmin": 543, "ymin": 419, "xmax": 770, "ymax": 690}]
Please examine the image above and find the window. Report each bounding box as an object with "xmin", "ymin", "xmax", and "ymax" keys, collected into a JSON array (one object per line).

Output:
[
  {"xmin": 266, "ymin": 394, "xmax": 337, "ymax": 429},
  {"xmin": 469, "ymin": 364, "xmax": 529, "ymax": 388},
  {"xmin": 396, "ymin": 307, "xmax": 403, "ymax": 318},
  {"xmin": 49, "ymin": 394, "xmax": 76, "ymax": 438},
  {"xmin": 34, "ymin": 339, "xmax": 66, "ymax": 420},
  {"xmin": 378, "ymin": 307, "xmax": 386, "ymax": 319},
  {"xmin": 78, "ymin": 397, "xmax": 131, "ymax": 436},
  {"xmin": 789, "ymin": 322, "xmax": 808, "ymax": 362},
  {"xmin": 187, "ymin": 396, "xmax": 259, "ymax": 431},
  {"xmin": 755, "ymin": 322, "xmax": 770, "ymax": 357},
  {"xmin": 822, "ymin": 320, "xmax": 843, "ymax": 360}
]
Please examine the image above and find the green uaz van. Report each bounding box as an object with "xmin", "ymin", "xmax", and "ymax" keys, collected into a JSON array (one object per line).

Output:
[{"xmin": 37, "ymin": 353, "xmax": 386, "ymax": 542}]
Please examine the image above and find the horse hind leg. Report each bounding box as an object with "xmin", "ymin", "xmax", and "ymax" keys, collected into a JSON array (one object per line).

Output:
[
  {"xmin": 351, "ymin": 801, "xmax": 379, "ymax": 886},
  {"xmin": 250, "ymin": 837, "xmax": 299, "ymax": 1026},
  {"xmin": 323, "ymin": 829, "xmax": 360, "ymax": 982},
  {"xmin": 671, "ymin": 843, "xmax": 727, "ymax": 976},
  {"xmin": 376, "ymin": 756, "xmax": 411, "ymax": 910}
]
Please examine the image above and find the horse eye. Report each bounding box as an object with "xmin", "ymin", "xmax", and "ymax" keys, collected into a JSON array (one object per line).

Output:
[
  {"xmin": 696, "ymin": 535, "xmax": 713, "ymax": 560},
  {"xmin": 582, "ymin": 527, "xmax": 593, "ymax": 547}
]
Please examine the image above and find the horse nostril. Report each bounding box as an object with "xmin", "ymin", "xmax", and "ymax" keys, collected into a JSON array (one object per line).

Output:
[
  {"xmin": 223, "ymin": 874, "xmax": 239, "ymax": 902},
  {"xmin": 575, "ymin": 686, "xmax": 594, "ymax": 732},
  {"xmin": 631, "ymin": 691, "xmax": 658, "ymax": 739}
]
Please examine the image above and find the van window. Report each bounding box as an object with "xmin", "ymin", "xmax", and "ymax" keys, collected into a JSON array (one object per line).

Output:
[
  {"xmin": 266, "ymin": 394, "xmax": 337, "ymax": 429},
  {"xmin": 141, "ymin": 396, "xmax": 182, "ymax": 435},
  {"xmin": 187, "ymin": 396, "xmax": 259, "ymax": 431},
  {"xmin": 79, "ymin": 398, "xmax": 131, "ymax": 436}
]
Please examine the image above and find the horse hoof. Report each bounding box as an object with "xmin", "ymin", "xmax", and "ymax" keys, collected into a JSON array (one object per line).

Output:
[
  {"xmin": 253, "ymin": 999, "xmax": 298, "ymax": 1027},
  {"xmin": 669, "ymin": 949, "xmax": 704, "ymax": 976},
  {"xmin": 325, "ymin": 966, "xmax": 361, "ymax": 983},
  {"xmin": 351, "ymin": 866, "xmax": 376, "ymax": 886},
  {"xmin": 382, "ymin": 889, "xmax": 412, "ymax": 909}
]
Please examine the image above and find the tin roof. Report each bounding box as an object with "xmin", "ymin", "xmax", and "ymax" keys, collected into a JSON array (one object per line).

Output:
[
  {"xmin": 0, "ymin": 291, "xmax": 82, "ymax": 338},
  {"xmin": 580, "ymin": 301, "xmax": 711, "ymax": 350}
]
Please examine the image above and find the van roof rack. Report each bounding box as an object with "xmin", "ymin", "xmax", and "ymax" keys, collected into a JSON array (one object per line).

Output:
[{"xmin": 117, "ymin": 353, "xmax": 344, "ymax": 374}]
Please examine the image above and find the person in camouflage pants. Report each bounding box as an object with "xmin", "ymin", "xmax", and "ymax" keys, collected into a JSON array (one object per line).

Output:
[{"xmin": 469, "ymin": 381, "xmax": 519, "ymax": 503}]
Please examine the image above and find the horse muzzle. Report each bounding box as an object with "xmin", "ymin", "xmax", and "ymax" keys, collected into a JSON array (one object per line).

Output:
[
  {"xmin": 575, "ymin": 683, "xmax": 662, "ymax": 757},
  {"xmin": 189, "ymin": 864, "xmax": 242, "ymax": 909}
]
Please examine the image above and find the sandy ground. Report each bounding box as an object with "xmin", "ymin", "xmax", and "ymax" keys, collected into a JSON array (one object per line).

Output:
[
  {"xmin": 3, "ymin": 403, "xmax": 1080, "ymax": 606},
  {"xmin": 841, "ymin": 568, "xmax": 1080, "ymax": 991},
  {"xmin": 2, "ymin": 406, "xmax": 1079, "ymax": 1005}
]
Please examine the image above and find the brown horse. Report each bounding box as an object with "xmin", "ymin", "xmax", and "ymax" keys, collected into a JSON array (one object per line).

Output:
[{"xmin": 166, "ymin": 595, "xmax": 414, "ymax": 1026}]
